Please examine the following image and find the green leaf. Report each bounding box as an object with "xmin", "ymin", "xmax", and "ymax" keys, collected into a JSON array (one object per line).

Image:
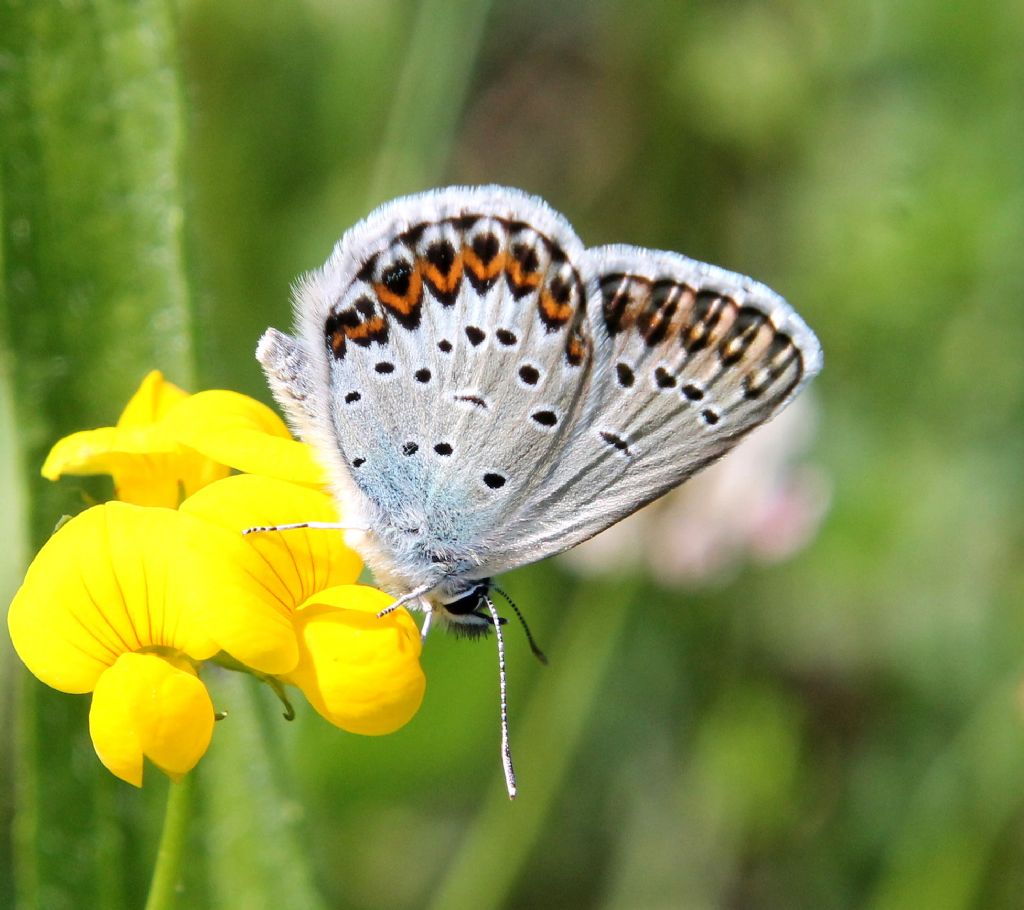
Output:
[{"xmin": 0, "ymin": 3, "xmax": 195, "ymax": 907}]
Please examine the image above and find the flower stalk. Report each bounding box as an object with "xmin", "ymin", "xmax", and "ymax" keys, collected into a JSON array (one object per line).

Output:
[{"xmin": 144, "ymin": 775, "xmax": 193, "ymax": 910}]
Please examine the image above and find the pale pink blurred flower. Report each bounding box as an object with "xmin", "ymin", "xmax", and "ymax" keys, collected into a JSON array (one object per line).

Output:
[{"xmin": 562, "ymin": 397, "xmax": 829, "ymax": 587}]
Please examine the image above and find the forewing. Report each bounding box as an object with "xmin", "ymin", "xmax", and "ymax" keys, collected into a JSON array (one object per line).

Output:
[
  {"xmin": 259, "ymin": 186, "xmax": 600, "ymax": 588},
  {"xmin": 474, "ymin": 243, "xmax": 822, "ymax": 576}
]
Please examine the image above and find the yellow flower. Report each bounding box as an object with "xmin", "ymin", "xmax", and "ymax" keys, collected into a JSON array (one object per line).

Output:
[
  {"xmin": 177, "ymin": 474, "xmax": 425, "ymax": 733},
  {"xmin": 161, "ymin": 389, "xmax": 325, "ymax": 487},
  {"xmin": 14, "ymin": 378, "xmax": 425, "ymax": 785},
  {"xmin": 89, "ymin": 653, "xmax": 216, "ymax": 786},
  {"xmin": 41, "ymin": 370, "xmax": 325, "ymax": 507},
  {"xmin": 42, "ymin": 371, "xmax": 227, "ymax": 506},
  {"xmin": 7, "ymin": 502, "xmax": 219, "ymax": 786},
  {"xmin": 177, "ymin": 474, "xmax": 362, "ymax": 674},
  {"xmin": 284, "ymin": 586, "xmax": 425, "ymax": 735}
]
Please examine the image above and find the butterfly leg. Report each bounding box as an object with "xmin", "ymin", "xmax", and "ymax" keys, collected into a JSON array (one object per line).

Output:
[
  {"xmin": 420, "ymin": 607, "xmax": 435, "ymax": 642},
  {"xmin": 241, "ymin": 521, "xmax": 368, "ymax": 536},
  {"xmin": 376, "ymin": 581, "xmax": 435, "ymax": 619}
]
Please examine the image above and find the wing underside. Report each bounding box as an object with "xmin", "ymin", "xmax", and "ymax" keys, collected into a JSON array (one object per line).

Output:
[
  {"xmin": 258, "ymin": 188, "xmax": 822, "ymax": 589},
  {"xmin": 476, "ymin": 244, "xmax": 822, "ymax": 576}
]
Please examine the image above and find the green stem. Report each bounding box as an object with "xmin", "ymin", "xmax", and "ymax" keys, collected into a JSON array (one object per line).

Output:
[
  {"xmin": 144, "ymin": 775, "xmax": 193, "ymax": 910},
  {"xmin": 367, "ymin": 0, "xmax": 494, "ymax": 202},
  {"xmin": 209, "ymin": 653, "xmax": 296, "ymax": 720}
]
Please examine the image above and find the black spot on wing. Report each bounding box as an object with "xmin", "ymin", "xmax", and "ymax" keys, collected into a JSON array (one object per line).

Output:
[
  {"xmin": 356, "ymin": 256, "xmax": 377, "ymax": 282},
  {"xmin": 599, "ymin": 431, "xmax": 633, "ymax": 456},
  {"xmin": 638, "ymin": 280, "xmax": 682, "ymax": 347},
  {"xmin": 681, "ymin": 291, "xmax": 727, "ymax": 353},
  {"xmin": 472, "ymin": 232, "xmax": 499, "ymax": 264},
  {"xmin": 654, "ymin": 367, "xmax": 676, "ymax": 389},
  {"xmin": 721, "ymin": 307, "xmax": 767, "ymax": 365},
  {"xmin": 381, "ymin": 261, "xmax": 412, "ymax": 296},
  {"xmin": 518, "ymin": 364, "xmax": 540, "ymax": 385},
  {"xmin": 400, "ymin": 223, "xmax": 428, "ymax": 246},
  {"xmin": 426, "ymin": 239, "xmax": 455, "ymax": 274},
  {"xmin": 601, "ymin": 273, "xmax": 631, "ymax": 335}
]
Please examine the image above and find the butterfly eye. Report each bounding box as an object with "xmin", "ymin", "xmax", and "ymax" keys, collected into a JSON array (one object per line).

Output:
[{"xmin": 442, "ymin": 584, "xmax": 488, "ymax": 615}]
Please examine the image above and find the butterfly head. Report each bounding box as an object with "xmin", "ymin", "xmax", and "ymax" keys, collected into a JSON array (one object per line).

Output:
[{"xmin": 432, "ymin": 580, "xmax": 504, "ymax": 639}]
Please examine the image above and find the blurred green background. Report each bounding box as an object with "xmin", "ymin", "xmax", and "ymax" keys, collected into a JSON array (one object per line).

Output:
[{"xmin": 2, "ymin": 0, "xmax": 1023, "ymax": 908}]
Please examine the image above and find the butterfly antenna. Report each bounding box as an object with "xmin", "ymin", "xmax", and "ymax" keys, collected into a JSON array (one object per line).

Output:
[
  {"xmin": 482, "ymin": 594, "xmax": 518, "ymax": 800},
  {"xmin": 492, "ymin": 585, "xmax": 548, "ymax": 665}
]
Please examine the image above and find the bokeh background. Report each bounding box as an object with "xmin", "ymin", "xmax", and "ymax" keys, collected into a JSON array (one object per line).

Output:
[{"xmin": 2, "ymin": 0, "xmax": 1023, "ymax": 908}]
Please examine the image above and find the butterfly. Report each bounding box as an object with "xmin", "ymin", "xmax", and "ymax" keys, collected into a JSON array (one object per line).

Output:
[{"xmin": 255, "ymin": 185, "xmax": 822, "ymax": 796}]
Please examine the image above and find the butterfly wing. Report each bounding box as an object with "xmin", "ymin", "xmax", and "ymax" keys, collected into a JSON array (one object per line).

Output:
[
  {"xmin": 259, "ymin": 186, "xmax": 821, "ymax": 592},
  {"xmin": 472, "ymin": 243, "xmax": 822, "ymax": 577},
  {"xmin": 258, "ymin": 186, "xmax": 603, "ymax": 592}
]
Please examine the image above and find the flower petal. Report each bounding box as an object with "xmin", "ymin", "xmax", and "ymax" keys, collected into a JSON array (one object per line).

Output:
[
  {"xmin": 284, "ymin": 585, "xmax": 425, "ymax": 736},
  {"xmin": 7, "ymin": 503, "xmax": 218, "ymax": 693},
  {"xmin": 89, "ymin": 652, "xmax": 214, "ymax": 786},
  {"xmin": 162, "ymin": 390, "xmax": 327, "ymax": 486},
  {"xmin": 177, "ymin": 474, "xmax": 361, "ymax": 674},
  {"xmin": 41, "ymin": 427, "xmax": 175, "ymax": 481},
  {"xmin": 114, "ymin": 451, "xmax": 230, "ymax": 506},
  {"xmin": 41, "ymin": 425, "xmax": 230, "ymax": 506},
  {"xmin": 116, "ymin": 370, "xmax": 190, "ymax": 427},
  {"xmin": 41, "ymin": 374, "xmax": 234, "ymax": 507}
]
